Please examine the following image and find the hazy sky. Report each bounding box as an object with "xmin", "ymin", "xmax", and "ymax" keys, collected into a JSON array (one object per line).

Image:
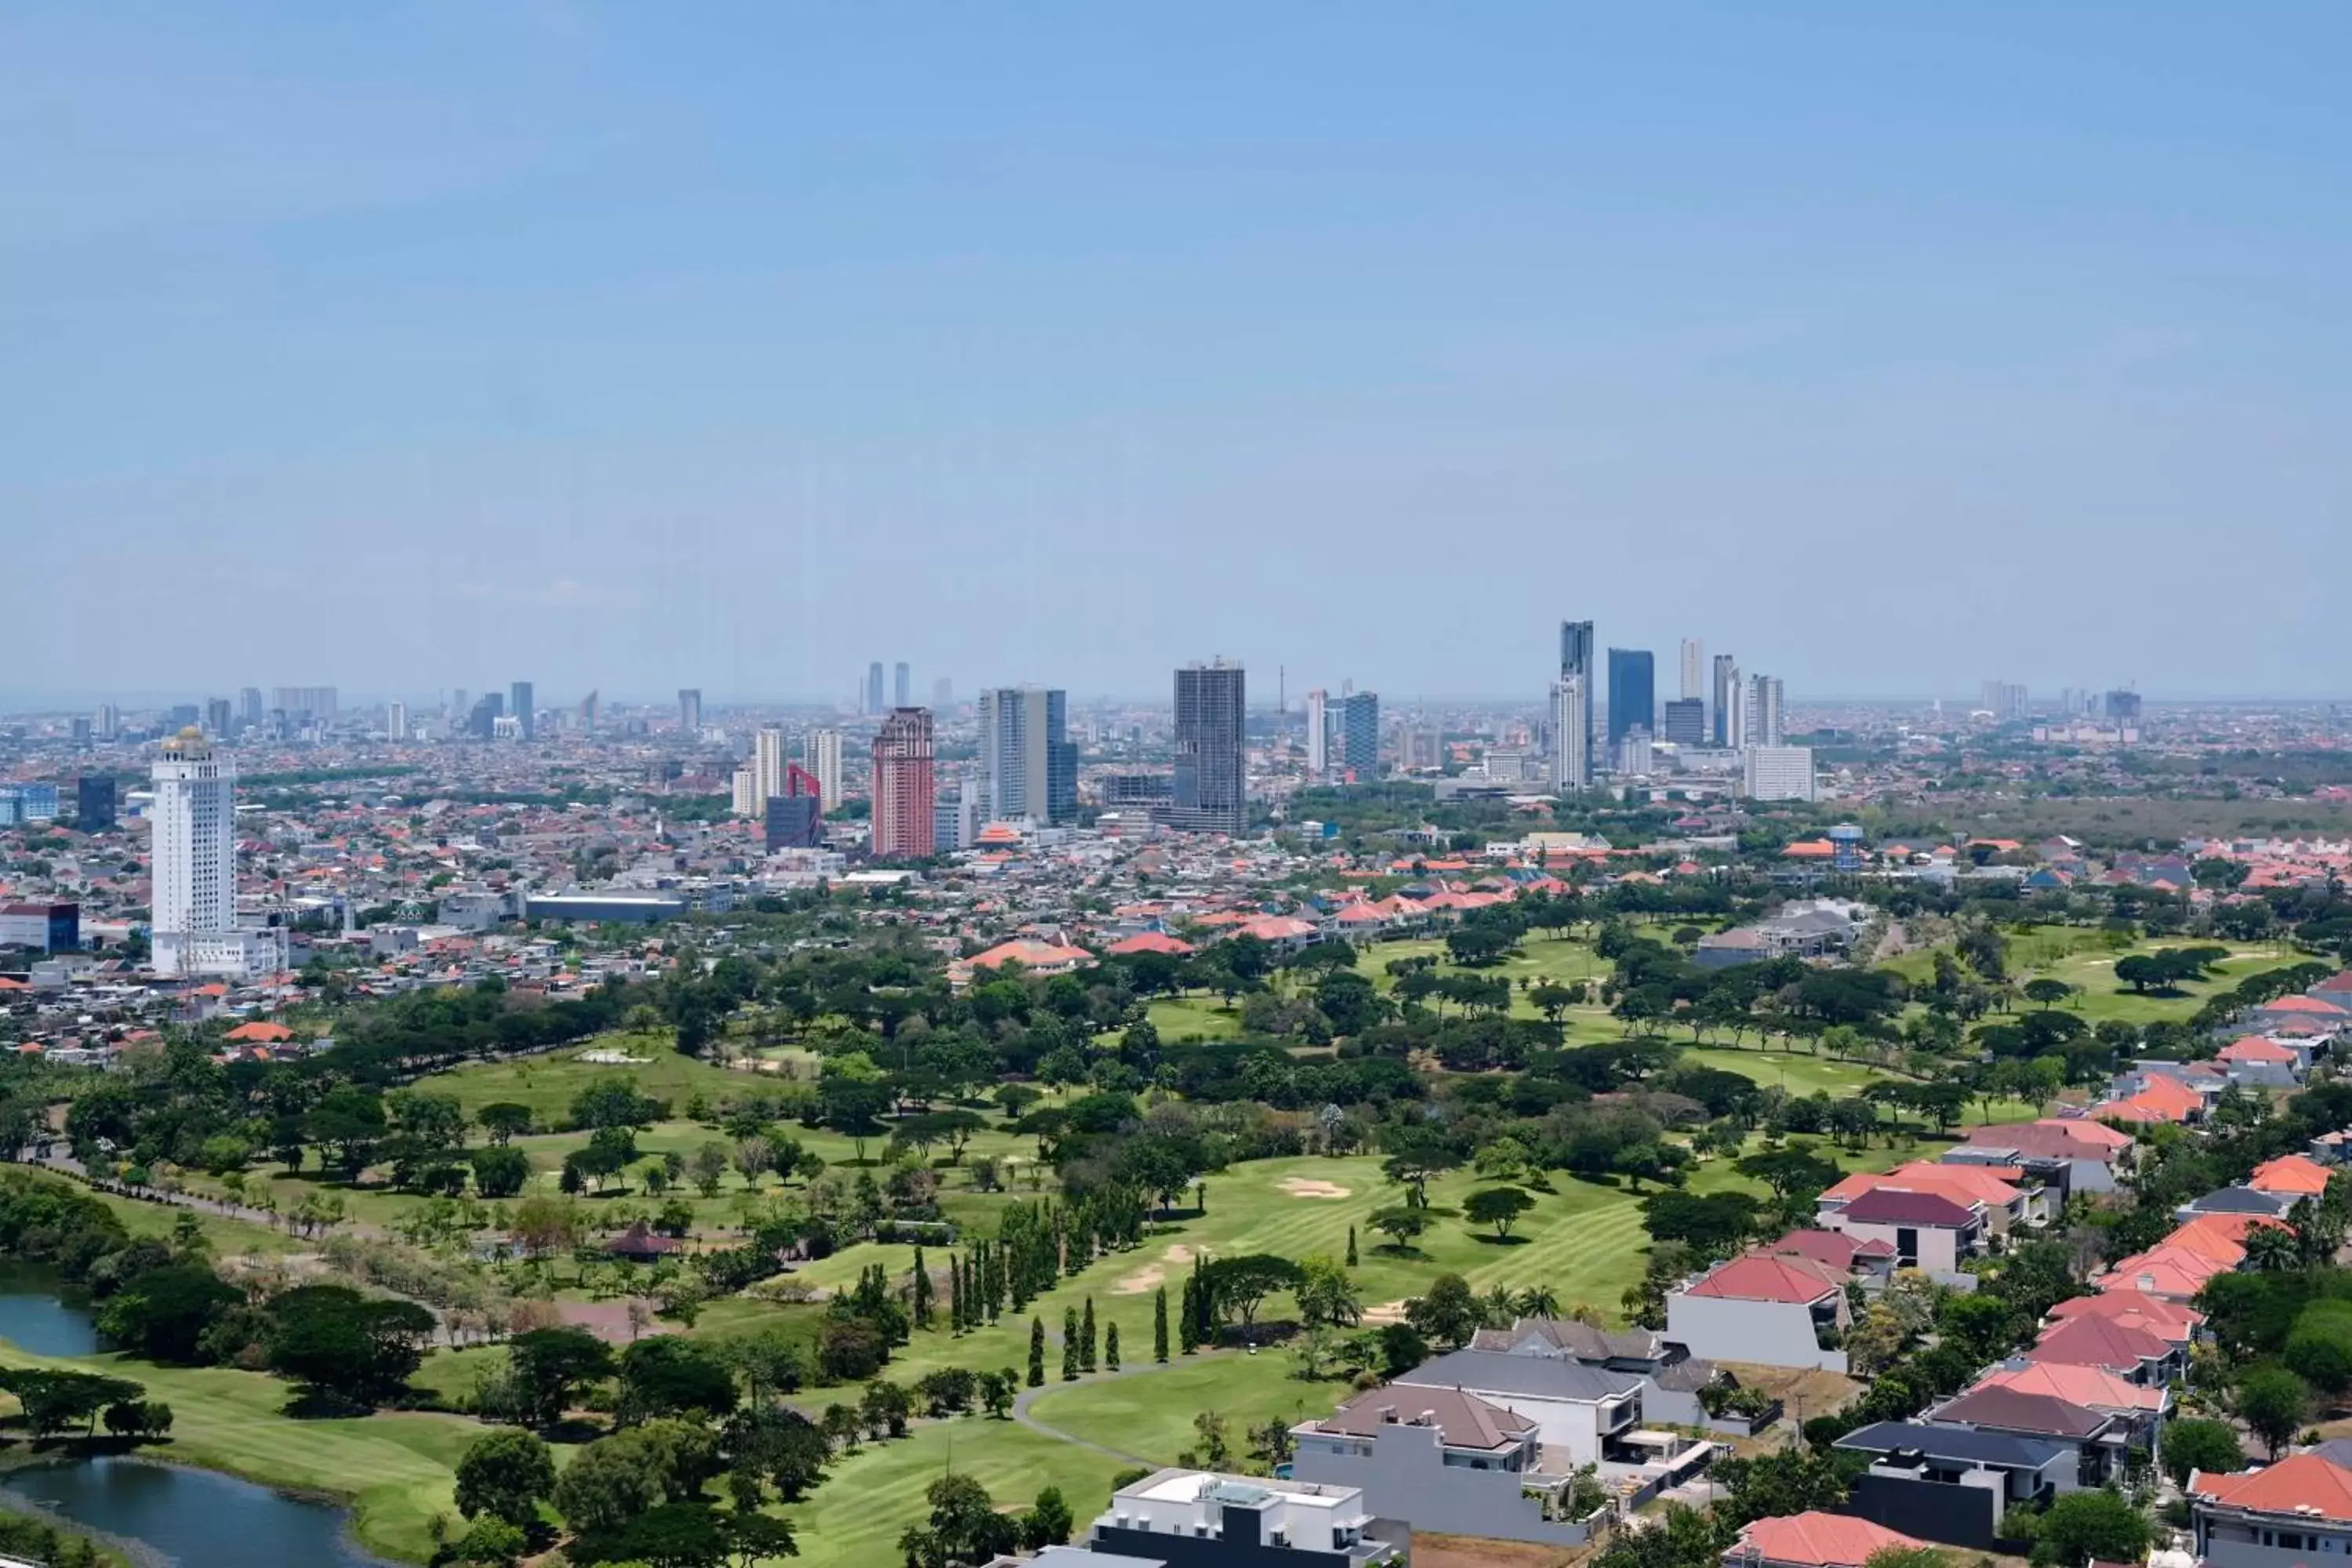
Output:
[{"xmin": 5, "ymin": 2, "xmax": 2349, "ymax": 706}]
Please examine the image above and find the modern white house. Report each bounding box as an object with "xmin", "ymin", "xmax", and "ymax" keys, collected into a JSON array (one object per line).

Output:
[{"xmin": 1391, "ymin": 1349, "xmax": 1643, "ymax": 1466}]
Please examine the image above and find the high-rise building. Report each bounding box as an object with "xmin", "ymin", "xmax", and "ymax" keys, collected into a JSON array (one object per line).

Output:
[
  {"xmin": 931, "ymin": 677, "xmax": 953, "ymax": 713},
  {"xmin": 1680, "ymin": 639, "xmax": 1705, "ymax": 702},
  {"xmin": 1713, "ymin": 656, "xmax": 1741, "ymax": 749},
  {"xmin": 1164, "ymin": 661, "xmax": 1246, "ymax": 833},
  {"xmin": 2104, "ymin": 689, "xmax": 2143, "ymax": 723},
  {"xmin": 753, "ymin": 728, "xmax": 788, "ymax": 812},
  {"xmin": 1551, "ymin": 677, "xmax": 1591, "ymax": 793},
  {"xmin": 865, "ymin": 662, "xmax": 885, "ymax": 716},
  {"xmin": 468, "ymin": 692, "xmax": 505, "ymax": 739},
  {"xmin": 677, "ymin": 689, "xmax": 702, "ymax": 732},
  {"xmin": 1662, "ymin": 699, "xmax": 1706, "ymax": 746},
  {"xmin": 579, "ymin": 690, "xmax": 598, "ymax": 733},
  {"xmin": 387, "ymin": 702, "xmax": 409, "ymax": 742},
  {"xmin": 1606, "ymin": 649, "xmax": 1655, "ymax": 746},
  {"xmin": 1617, "ymin": 729, "xmax": 1654, "ymax": 777},
  {"xmin": 510, "ymin": 681, "xmax": 535, "ymax": 740},
  {"xmin": 730, "ymin": 767, "xmax": 759, "ymax": 818},
  {"xmin": 978, "ymin": 688, "xmax": 1077, "ymax": 825},
  {"xmin": 1980, "ymin": 681, "xmax": 2029, "ymax": 723},
  {"xmin": 205, "ymin": 697, "xmax": 233, "ymax": 737},
  {"xmin": 933, "ymin": 783, "xmax": 982, "ymax": 853},
  {"xmin": 871, "ymin": 708, "xmax": 936, "ymax": 858},
  {"xmin": 1340, "ymin": 692, "xmax": 1381, "ymax": 777},
  {"xmin": 93, "ymin": 703, "xmax": 118, "ymax": 741},
  {"xmin": 271, "ymin": 687, "xmax": 338, "ymax": 723},
  {"xmin": 150, "ymin": 728, "xmax": 277, "ymax": 978},
  {"xmin": 1744, "ymin": 745, "xmax": 1817, "ymax": 802},
  {"xmin": 69, "ymin": 717, "xmax": 90, "ymax": 746},
  {"xmin": 808, "ymin": 729, "xmax": 844, "ymax": 813},
  {"xmin": 239, "ymin": 688, "xmax": 263, "ymax": 730},
  {"xmin": 75, "ymin": 775, "xmax": 117, "ymax": 832},
  {"xmin": 1749, "ymin": 675, "xmax": 1786, "ymax": 746},
  {"xmin": 894, "ymin": 662, "xmax": 911, "ymax": 708},
  {"xmin": 1304, "ymin": 688, "xmax": 1328, "ymax": 778},
  {"xmin": 764, "ymin": 794, "xmax": 823, "ymax": 851}
]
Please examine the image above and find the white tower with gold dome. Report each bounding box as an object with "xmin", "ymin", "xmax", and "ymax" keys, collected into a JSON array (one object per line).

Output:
[{"xmin": 151, "ymin": 727, "xmax": 248, "ymax": 977}]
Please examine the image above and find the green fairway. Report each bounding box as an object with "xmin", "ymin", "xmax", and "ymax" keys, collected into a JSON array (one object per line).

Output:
[
  {"xmin": 416, "ymin": 1033, "xmax": 749, "ymax": 1122},
  {"xmin": 1025, "ymin": 1352, "xmax": 1347, "ymax": 1467},
  {"xmin": 780, "ymin": 1416, "xmax": 1128, "ymax": 1568},
  {"xmin": 0, "ymin": 1345, "xmax": 496, "ymax": 1563}
]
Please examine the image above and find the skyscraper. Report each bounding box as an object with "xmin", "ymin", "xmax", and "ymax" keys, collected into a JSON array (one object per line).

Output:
[
  {"xmin": 239, "ymin": 688, "xmax": 263, "ymax": 730},
  {"xmin": 808, "ymin": 729, "xmax": 844, "ymax": 813},
  {"xmin": 753, "ymin": 728, "xmax": 788, "ymax": 811},
  {"xmin": 1749, "ymin": 675, "xmax": 1785, "ymax": 746},
  {"xmin": 468, "ymin": 692, "xmax": 504, "ymax": 739},
  {"xmin": 579, "ymin": 690, "xmax": 598, "ymax": 734},
  {"xmin": 94, "ymin": 703, "xmax": 118, "ymax": 741},
  {"xmin": 387, "ymin": 701, "xmax": 408, "ymax": 742},
  {"xmin": 1304, "ymin": 688, "xmax": 1328, "ymax": 778},
  {"xmin": 978, "ymin": 688, "xmax": 1076, "ymax": 825},
  {"xmin": 1165, "ymin": 661, "xmax": 1246, "ymax": 833},
  {"xmin": 205, "ymin": 697, "xmax": 233, "ymax": 737},
  {"xmin": 677, "ymin": 689, "xmax": 702, "ymax": 731},
  {"xmin": 865, "ymin": 662, "xmax": 885, "ymax": 716},
  {"xmin": 510, "ymin": 681, "xmax": 535, "ymax": 740},
  {"xmin": 1606, "ymin": 649, "xmax": 1655, "ymax": 746},
  {"xmin": 1551, "ymin": 677, "xmax": 1590, "ymax": 793},
  {"xmin": 931, "ymin": 677, "xmax": 953, "ymax": 712},
  {"xmin": 75, "ymin": 775, "xmax": 117, "ymax": 832},
  {"xmin": 1680, "ymin": 639, "xmax": 1705, "ymax": 702},
  {"xmin": 150, "ymin": 728, "xmax": 249, "ymax": 976},
  {"xmin": 1711, "ymin": 656, "xmax": 1740, "ymax": 747},
  {"xmin": 870, "ymin": 708, "xmax": 936, "ymax": 858},
  {"xmin": 1340, "ymin": 692, "xmax": 1381, "ymax": 777},
  {"xmin": 894, "ymin": 662, "xmax": 911, "ymax": 708},
  {"xmin": 271, "ymin": 687, "xmax": 338, "ymax": 723},
  {"xmin": 1662, "ymin": 699, "xmax": 1706, "ymax": 746}
]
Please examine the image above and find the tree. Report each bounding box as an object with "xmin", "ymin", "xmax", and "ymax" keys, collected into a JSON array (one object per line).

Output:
[
  {"xmin": 477, "ymin": 1102, "xmax": 535, "ymax": 1145},
  {"xmin": 0, "ymin": 1370, "xmax": 145, "ymax": 1436},
  {"xmin": 506, "ymin": 1327, "xmax": 615, "ymax": 1428},
  {"xmin": 2031, "ymin": 1489, "xmax": 2151, "ymax": 1568},
  {"xmin": 456, "ymin": 1430, "xmax": 558, "ymax": 1530},
  {"xmin": 1367, "ymin": 1205, "xmax": 1429, "ymax": 1253},
  {"xmin": 1294, "ymin": 1255, "xmax": 1363, "ymax": 1327},
  {"xmin": 1405, "ymin": 1273, "xmax": 1481, "ymax": 1348},
  {"xmin": 618, "ymin": 1336, "xmax": 739, "ymax": 1425},
  {"xmin": 2158, "ymin": 1416, "xmax": 2245, "ymax": 1486},
  {"xmin": 1642, "ymin": 1190, "xmax": 1762, "ymax": 1258},
  {"xmin": 94, "ymin": 1261, "xmax": 240, "ymax": 1363},
  {"xmin": 1464, "ymin": 1185, "xmax": 1537, "ymax": 1240},
  {"xmin": 1715, "ymin": 1444, "xmax": 1853, "ymax": 1529},
  {"xmin": 469, "ymin": 1145, "xmax": 532, "ymax": 1199},
  {"xmin": 551, "ymin": 1431, "xmax": 665, "ymax": 1534},
  {"xmin": 1027, "ymin": 1316, "xmax": 1046, "ymax": 1388},
  {"xmin": 266, "ymin": 1286, "xmax": 436, "ymax": 1403},
  {"xmin": 899, "ymin": 1472, "xmax": 1016, "ymax": 1567},
  {"xmin": 2236, "ymin": 1365, "xmax": 2310, "ymax": 1460},
  {"xmin": 1022, "ymin": 1486, "xmax": 1075, "ymax": 1550},
  {"xmin": 452, "ymin": 1518, "xmax": 528, "ymax": 1567},
  {"xmin": 1080, "ymin": 1297, "xmax": 1098, "ymax": 1373},
  {"xmin": 1153, "ymin": 1287, "xmax": 1170, "ymax": 1363},
  {"xmin": 571, "ymin": 1501, "xmax": 730, "ymax": 1568},
  {"xmin": 1736, "ymin": 1146, "xmax": 1842, "ymax": 1200},
  {"xmin": 978, "ymin": 1368, "xmax": 1015, "ymax": 1418},
  {"xmin": 1201, "ymin": 1255, "xmax": 1305, "ymax": 1327},
  {"xmin": 1105, "ymin": 1322, "xmax": 1121, "ymax": 1371}
]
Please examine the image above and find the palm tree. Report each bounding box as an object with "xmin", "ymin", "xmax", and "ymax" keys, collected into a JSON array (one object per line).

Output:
[
  {"xmin": 2244, "ymin": 1222, "xmax": 2301, "ymax": 1273},
  {"xmin": 1513, "ymin": 1285, "xmax": 1563, "ymax": 1319}
]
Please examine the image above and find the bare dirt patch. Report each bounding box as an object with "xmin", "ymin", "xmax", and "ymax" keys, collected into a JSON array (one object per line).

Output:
[
  {"xmin": 1410, "ymin": 1534, "xmax": 1587, "ymax": 1568},
  {"xmin": 1278, "ymin": 1177, "xmax": 1353, "ymax": 1200},
  {"xmin": 1361, "ymin": 1298, "xmax": 1410, "ymax": 1326},
  {"xmin": 1112, "ymin": 1243, "xmax": 1203, "ymax": 1295}
]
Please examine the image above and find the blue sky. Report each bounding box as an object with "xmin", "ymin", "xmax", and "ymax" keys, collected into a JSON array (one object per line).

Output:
[{"xmin": 4, "ymin": 2, "xmax": 2348, "ymax": 704}]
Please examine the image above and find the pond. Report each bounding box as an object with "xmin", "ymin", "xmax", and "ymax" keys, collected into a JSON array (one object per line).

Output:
[
  {"xmin": 0, "ymin": 1456, "xmax": 397, "ymax": 1568},
  {"xmin": 0, "ymin": 1262, "xmax": 100, "ymax": 1357}
]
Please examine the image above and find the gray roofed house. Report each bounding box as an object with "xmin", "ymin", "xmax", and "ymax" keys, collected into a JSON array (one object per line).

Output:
[
  {"xmin": 1835, "ymin": 1420, "xmax": 2076, "ymax": 1548},
  {"xmin": 1924, "ymin": 1385, "xmax": 2125, "ymax": 1491},
  {"xmin": 1393, "ymin": 1350, "xmax": 1645, "ymax": 1468},
  {"xmin": 1465, "ymin": 1316, "xmax": 1722, "ymax": 1426},
  {"xmin": 2178, "ymin": 1185, "xmax": 2294, "ymax": 1218}
]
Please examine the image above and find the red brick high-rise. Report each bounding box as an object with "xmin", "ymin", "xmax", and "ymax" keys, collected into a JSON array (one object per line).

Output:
[{"xmin": 870, "ymin": 707, "xmax": 935, "ymax": 858}]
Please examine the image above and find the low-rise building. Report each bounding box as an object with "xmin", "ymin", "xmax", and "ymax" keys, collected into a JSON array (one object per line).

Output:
[
  {"xmin": 1666, "ymin": 1252, "xmax": 1850, "ymax": 1372},
  {"xmin": 2190, "ymin": 1451, "xmax": 2352, "ymax": 1568},
  {"xmin": 1290, "ymin": 1388, "xmax": 1601, "ymax": 1548},
  {"xmin": 1391, "ymin": 1349, "xmax": 1644, "ymax": 1468},
  {"xmin": 1083, "ymin": 1470, "xmax": 1399, "ymax": 1566}
]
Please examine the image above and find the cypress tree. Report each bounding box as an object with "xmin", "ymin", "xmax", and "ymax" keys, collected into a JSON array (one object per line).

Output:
[
  {"xmin": 1153, "ymin": 1285, "xmax": 1170, "ymax": 1363},
  {"xmin": 1105, "ymin": 1321, "xmax": 1121, "ymax": 1371},
  {"xmin": 912, "ymin": 1246, "xmax": 933, "ymax": 1327},
  {"xmin": 946, "ymin": 1253, "xmax": 963, "ymax": 1332},
  {"xmin": 1346, "ymin": 1225, "xmax": 1359, "ymax": 1268},
  {"xmin": 1080, "ymin": 1297, "xmax": 1098, "ymax": 1373},
  {"xmin": 1062, "ymin": 1308, "xmax": 1080, "ymax": 1381},
  {"xmin": 1178, "ymin": 1276, "xmax": 1200, "ymax": 1355},
  {"xmin": 1028, "ymin": 1316, "xmax": 1046, "ymax": 1387}
]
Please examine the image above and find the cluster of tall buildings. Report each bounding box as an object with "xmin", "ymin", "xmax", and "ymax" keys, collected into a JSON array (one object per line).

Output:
[
  {"xmin": 861, "ymin": 660, "xmax": 938, "ymax": 717},
  {"xmin": 1552, "ymin": 625, "xmax": 1802, "ymax": 798}
]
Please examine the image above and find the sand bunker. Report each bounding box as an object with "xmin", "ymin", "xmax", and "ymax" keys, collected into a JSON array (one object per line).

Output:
[
  {"xmin": 1112, "ymin": 1243, "xmax": 1203, "ymax": 1294},
  {"xmin": 1279, "ymin": 1177, "xmax": 1353, "ymax": 1200},
  {"xmin": 1361, "ymin": 1299, "xmax": 1410, "ymax": 1326}
]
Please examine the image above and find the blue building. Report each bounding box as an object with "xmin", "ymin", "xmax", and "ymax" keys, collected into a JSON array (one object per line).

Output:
[
  {"xmin": 1340, "ymin": 692, "xmax": 1381, "ymax": 777},
  {"xmin": 1606, "ymin": 649, "xmax": 1655, "ymax": 746},
  {"xmin": 1830, "ymin": 823, "xmax": 1865, "ymax": 873}
]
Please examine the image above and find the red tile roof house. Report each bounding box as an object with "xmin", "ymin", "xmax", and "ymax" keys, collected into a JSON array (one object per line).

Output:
[
  {"xmin": 2024, "ymin": 1313, "xmax": 2183, "ymax": 1386},
  {"xmin": 1723, "ymin": 1513, "xmax": 1929, "ymax": 1568},
  {"xmin": 2214, "ymin": 1034, "xmax": 2307, "ymax": 1087},
  {"xmin": 2190, "ymin": 1450, "xmax": 2352, "ymax": 1568},
  {"xmin": 1665, "ymin": 1252, "xmax": 1853, "ymax": 1372},
  {"xmin": 1288, "ymin": 1387, "xmax": 1599, "ymax": 1548},
  {"xmin": 1951, "ymin": 1119, "xmax": 2134, "ymax": 1196},
  {"xmin": 1817, "ymin": 1188, "xmax": 1986, "ymax": 1276}
]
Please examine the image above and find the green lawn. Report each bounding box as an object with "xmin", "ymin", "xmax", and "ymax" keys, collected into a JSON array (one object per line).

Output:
[
  {"xmin": 0, "ymin": 1345, "xmax": 497, "ymax": 1563},
  {"xmin": 417, "ymin": 1034, "xmax": 750, "ymax": 1123},
  {"xmin": 1025, "ymin": 1352, "xmax": 1346, "ymax": 1466},
  {"xmin": 780, "ymin": 1417, "xmax": 1128, "ymax": 1568}
]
